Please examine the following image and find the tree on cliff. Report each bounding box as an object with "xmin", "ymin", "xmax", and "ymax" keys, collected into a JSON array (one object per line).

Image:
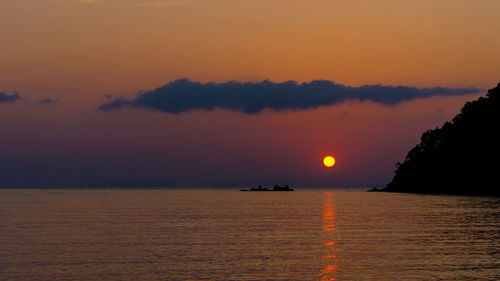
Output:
[{"xmin": 385, "ymin": 83, "xmax": 500, "ymax": 196}]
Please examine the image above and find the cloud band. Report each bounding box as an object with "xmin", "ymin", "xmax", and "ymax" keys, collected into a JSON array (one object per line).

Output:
[
  {"xmin": 98, "ymin": 79, "xmax": 482, "ymax": 114},
  {"xmin": 0, "ymin": 92, "xmax": 21, "ymax": 103}
]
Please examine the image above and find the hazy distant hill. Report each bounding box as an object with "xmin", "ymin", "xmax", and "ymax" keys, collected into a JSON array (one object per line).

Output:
[{"xmin": 384, "ymin": 83, "xmax": 500, "ymax": 196}]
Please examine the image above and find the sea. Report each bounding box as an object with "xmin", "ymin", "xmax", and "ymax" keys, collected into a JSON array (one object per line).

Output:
[{"xmin": 0, "ymin": 189, "xmax": 499, "ymax": 280}]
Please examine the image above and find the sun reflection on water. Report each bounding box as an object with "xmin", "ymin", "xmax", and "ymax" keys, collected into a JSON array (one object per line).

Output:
[{"xmin": 319, "ymin": 191, "xmax": 339, "ymax": 281}]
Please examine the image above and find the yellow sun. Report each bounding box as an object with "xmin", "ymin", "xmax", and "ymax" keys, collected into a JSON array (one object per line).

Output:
[{"xmin": 323, "ymin": 156, "xmax": 336, "ymax": 168}]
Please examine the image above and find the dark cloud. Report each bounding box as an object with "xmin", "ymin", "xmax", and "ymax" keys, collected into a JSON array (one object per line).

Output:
[
  {"xmin": 98, "ymin": 98, "xmax": 133, "ymax": 111},
  {"xmin": 0, "ymin": 92, "xmax": 21, "ymax": 103},
  {"xmin": 35, "ymin": 98, "xmax": 59, "ymax": 104},
  {"xmin": 98, "ymin": 79, "xmax": 482, "ymax": 114}
]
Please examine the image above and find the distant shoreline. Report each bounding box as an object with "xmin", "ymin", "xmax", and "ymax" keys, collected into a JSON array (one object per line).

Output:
[
  {"xmin": 367, "ymin": 187, "xmax": 500, "ymax": 197},
  {"xmin": 0, "ymin": 186, "xmax": 367, "ymax": 190}
]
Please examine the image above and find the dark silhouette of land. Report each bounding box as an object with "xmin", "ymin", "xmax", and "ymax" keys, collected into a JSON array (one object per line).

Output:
[
  {"xmin": 380, "ymin": 83, "xmax": 500, "ymax": 196},
  {"xmin": 241, "ymin": 185, "xmax": 294, "ymax": 191}
]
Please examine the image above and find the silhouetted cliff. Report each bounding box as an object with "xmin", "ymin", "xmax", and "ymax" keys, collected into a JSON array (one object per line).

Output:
[{"xmin": 385, "ymin": 83, "xmax": 500, "ymax": 196}]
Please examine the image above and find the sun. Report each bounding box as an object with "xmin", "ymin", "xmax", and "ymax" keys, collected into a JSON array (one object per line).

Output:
[{"xmin": 323, "ymin": 156, "xmax": 336, "ymax": 168}]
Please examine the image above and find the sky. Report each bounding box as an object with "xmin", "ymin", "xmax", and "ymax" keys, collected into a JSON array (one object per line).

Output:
[{"xmin": 1, "ymin": 0, "xmax": 499, "ymax": 187}]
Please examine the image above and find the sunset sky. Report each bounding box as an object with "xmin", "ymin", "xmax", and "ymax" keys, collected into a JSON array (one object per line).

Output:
[{"xmin": 1, "ymin": 0, "xmax": 499, "ymax": 187}]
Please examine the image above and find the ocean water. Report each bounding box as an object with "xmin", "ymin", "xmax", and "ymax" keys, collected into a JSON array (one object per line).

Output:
[{"xmin": 0, "ymin": 189, "xmax": 499, "ymax": 280}]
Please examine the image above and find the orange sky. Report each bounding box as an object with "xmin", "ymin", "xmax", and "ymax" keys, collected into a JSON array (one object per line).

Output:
[
  {"xmin": 2, "ymin": 0, "xmax": 499, "ymax": 100},
  {"xmin": 0, "ymin": 0, "xmax": 498, "ymax": 186}
]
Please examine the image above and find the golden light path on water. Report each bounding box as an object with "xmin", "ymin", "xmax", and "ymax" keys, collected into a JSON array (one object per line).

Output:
[{"xmin": 319, "ymin": 191, "xmax": 339, "ymax": 281}]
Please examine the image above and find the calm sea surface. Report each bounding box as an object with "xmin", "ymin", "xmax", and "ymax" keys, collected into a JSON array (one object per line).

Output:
[{"xmin": 0, "ymin": 189, "xmax": 499, "ymax": 280}]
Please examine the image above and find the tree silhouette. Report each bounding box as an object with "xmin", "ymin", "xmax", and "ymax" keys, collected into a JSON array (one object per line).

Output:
[{"xmin": 385, "ymin": 83, "xmax": 500, "ymax": 196}]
